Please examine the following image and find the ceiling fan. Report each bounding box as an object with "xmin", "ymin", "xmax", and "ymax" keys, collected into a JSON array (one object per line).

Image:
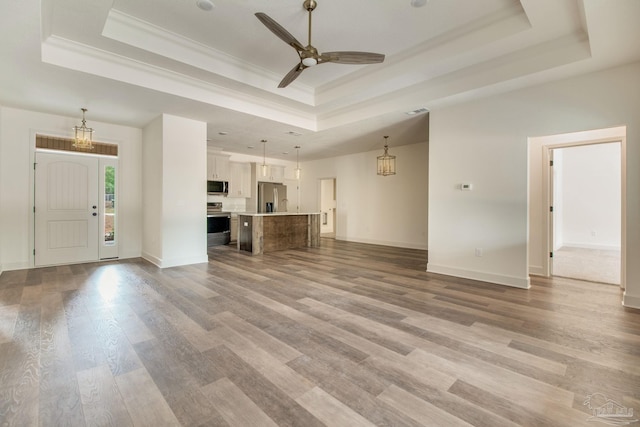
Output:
[{"xmin": 255, "ymin": 0, "xmax": 385, "ymax": 88}]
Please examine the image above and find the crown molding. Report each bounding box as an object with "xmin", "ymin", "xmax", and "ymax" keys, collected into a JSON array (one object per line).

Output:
[
  {"xmin": 41, "ymin": 35, "xmax": 318, "ymax": 130},
  {"xmin": 102, "ymin": 8, "xmax": 315, "ymax": 106}
]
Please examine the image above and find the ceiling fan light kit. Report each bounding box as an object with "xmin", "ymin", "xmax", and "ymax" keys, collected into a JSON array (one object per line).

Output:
[{"xmin": 255, "ymin": 0, "xmax": 385, "ymax": 88}]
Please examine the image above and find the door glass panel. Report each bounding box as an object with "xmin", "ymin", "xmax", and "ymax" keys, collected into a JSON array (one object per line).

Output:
[{"xmin": 104, "ymin": 165, "xmax": 116, "ymax": 245}]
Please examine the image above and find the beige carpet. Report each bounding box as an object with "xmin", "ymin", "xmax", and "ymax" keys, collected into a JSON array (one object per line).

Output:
[{"xmin": 553, "ymin": 246, "xmax": 621, "ymax": 285}]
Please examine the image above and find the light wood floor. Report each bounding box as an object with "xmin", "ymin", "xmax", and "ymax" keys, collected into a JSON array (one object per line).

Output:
[{"xmin": 1, "ymin": 239, "xmax": 639, "ymax": 426}]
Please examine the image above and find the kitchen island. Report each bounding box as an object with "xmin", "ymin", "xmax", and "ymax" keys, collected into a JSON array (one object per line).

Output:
[{"xmin": 237, "ymin": 213, "xmax": 320, "ymax": 255}]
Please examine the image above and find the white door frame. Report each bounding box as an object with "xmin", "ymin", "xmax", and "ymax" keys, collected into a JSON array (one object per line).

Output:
[
  {"xmin": 318, "ymin": 177, "xmax": 337, "ymax": 236},
  {"xmin": 548, "ymin": 149, "xmax": 555, "ymax": 277},
  {"xmin": 33, "ymin": 148, "xmax": 119, "ymax": 266},
  {"xmin": 538, "ymin": 130, "xmax": 626, "ymax": 289}
]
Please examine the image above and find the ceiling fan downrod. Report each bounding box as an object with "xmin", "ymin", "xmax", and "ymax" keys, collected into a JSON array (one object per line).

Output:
[{"xmin": 303, "ymin": 0, "xmax": 317, "ymax": 65}]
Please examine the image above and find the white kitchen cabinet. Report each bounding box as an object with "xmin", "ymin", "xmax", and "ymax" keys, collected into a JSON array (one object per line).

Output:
[
  {"xmin": 207, "ymin": 153, "xmax": 230, "ymax": 180},
  {"xmin": 229, "ymin": 162, "xmax": 251, "ymax": 198},
  {"xmin": 263, "ymin": 165, "xmax": 284, "ymax": 182}
]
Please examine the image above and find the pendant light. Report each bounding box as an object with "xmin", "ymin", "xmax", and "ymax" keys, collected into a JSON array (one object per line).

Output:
[
  {"xmin": 377, "ymin": 135, "xmax": 396, "ymax": 176},
  {"xmin": 73, "ymin": 108, "xmax": 94, "ymax": 150},
  {"xmin": 294, "ymin": 145, "xmax": 301, "ymax": 180},
  {"xmin": 261, "ymin": 139, "xmax": 268, "ymax": 176}
]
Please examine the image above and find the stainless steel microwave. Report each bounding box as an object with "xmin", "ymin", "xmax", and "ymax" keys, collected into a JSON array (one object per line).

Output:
[{"xmin": 207, "ymin": 180, "xmax": 228, "ymax": 195}]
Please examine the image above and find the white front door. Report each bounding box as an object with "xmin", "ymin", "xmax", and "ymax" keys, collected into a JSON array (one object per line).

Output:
[{"xmin": 35, "ymin": 152, "xmax": 100, "ymax": 266}]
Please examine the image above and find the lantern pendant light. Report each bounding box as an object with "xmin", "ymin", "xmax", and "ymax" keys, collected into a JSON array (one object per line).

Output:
[
  {"xmin": 73, "ymin": 108, "xmax": 94, "ymax": 150},
  {"xmin": 377, "ymin": 135, "xmax": 396, "ymax": 176}
]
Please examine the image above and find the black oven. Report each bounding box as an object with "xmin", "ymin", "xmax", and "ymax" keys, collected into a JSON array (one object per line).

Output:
[{"xmin": 207, "ymin": 214, "xmax": 231, "ymax": 246}]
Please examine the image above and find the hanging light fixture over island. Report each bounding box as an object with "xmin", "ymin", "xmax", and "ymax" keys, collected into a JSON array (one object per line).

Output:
[
  {"xmin": 294, "ymin": 145, "xmax": 301, "ymax": 180},
  {"xmin": 261, "ymin": 139, "xmax": 268, "ymax": 176}
]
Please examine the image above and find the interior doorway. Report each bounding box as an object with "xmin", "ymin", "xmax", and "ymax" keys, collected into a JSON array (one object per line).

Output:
[
  {"xmin": 550, "ymin": 143, "xmax": 621, "ymax": 285},
  {"xmin": 527, "ymin": 125, "xmax": 626, "ymax": 289},
  {"xmin": 320, "ymin": 178, "xmax": 336, "ymax": 238}
]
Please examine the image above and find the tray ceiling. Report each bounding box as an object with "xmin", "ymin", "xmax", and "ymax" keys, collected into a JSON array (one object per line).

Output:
[{"xmin": 1, "ymin": 0, "xmax": 639, "ymax": 159}]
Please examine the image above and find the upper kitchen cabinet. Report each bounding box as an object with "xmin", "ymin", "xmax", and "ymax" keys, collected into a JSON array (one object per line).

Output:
[
  {"xmin": 229, "ymin": 161, "xmax": 251, "ymax": 198},
  {"xmin": 264, "ymin": 165, "xmax": 285, "ymax": 182},
  {"xmin": 207, "ymin": 153, "xmax": 230, "ymax": 181}
]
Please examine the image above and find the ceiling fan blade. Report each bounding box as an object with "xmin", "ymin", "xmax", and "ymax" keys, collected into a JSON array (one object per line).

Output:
[
  {"xmin": 278, "ymin": 63, "xmax": 306, "ymax": 88},
  {"xmin": 321, "ymin": 51, "xmax": 385, "ymax": 64},
  {"xmin": 255, "ymin": 13, "xmax": 305, "ymax": 52}
]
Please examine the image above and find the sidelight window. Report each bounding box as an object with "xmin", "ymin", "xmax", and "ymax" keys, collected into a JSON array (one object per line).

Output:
[{"xmin": 104, "ymin": 165, "xmax": 116, "ymax": 244}]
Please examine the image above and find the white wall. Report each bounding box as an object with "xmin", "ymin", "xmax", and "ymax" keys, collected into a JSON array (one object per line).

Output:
[
  {"xmin": 142, "ymin": 116, "xmax": 163, "ymax": 260},
  {"xmin": 0, "ymin": 107, "xmax": 3, "ymax": 274},
  {"xmin": 0, "ymin": 106, "xmax": 142, "ymax": 271},
  {"xmin": 300, "ymin": 142, "xmax": 428, "ymax": 250},
  {"xmin": 428, "ymin": 61, "xmax": 639, "ymax": 308},
  {"xmin": 141, "ymin": 114, "xmax": 208, "ymax": 268},
  {"xmin": 559, "ymin": 143, "xmax": 621, "ymax": 250}
]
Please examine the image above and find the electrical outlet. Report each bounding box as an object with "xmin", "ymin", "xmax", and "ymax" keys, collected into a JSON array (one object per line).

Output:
[{"xmin": 475, "ymin": 248, "xmax": 483, "ymax": 257}]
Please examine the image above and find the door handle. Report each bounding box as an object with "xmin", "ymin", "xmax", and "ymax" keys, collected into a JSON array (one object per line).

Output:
[
  {"xmin": 93, "ymin": 205, "xmax": 97, "ymax": 209},
  {"xmin": 92, "ymin": 213, "xmax": 97, "ymax": 216}
]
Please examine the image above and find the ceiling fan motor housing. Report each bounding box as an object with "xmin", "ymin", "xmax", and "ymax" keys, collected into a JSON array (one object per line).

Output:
[{"xmin": 303, "ymin": 0, "xmax": 317, "ymax": 12}]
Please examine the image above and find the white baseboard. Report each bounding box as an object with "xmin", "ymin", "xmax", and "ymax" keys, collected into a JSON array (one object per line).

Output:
[
  {"xmin": 528, "ymin": 264, "xmax": 546, "ymax": 277},
  {"xmin": 427, "ymin": 264, "xmax": 531, "ymax": 289},
  {"xmin": 141, "ymin": 251, "xmax": 162, "ymax": 267},
  {"xmin": 334, "ymin": 235, "xmax": 428, "ymax": 250},
  {"xmin": 0, "ymin": 261, "xmax": 31, "ymax": 272},
  {"xmin": 623, "ymin": 291, "xmax": 640, "ymax": 310},
  {"xmin": 560, "ymin": 243, "xmax": 621, "ymax": 251},
  {"xmin": 142, "ymin": 251, "xmax": 208, "ymax": 268}
]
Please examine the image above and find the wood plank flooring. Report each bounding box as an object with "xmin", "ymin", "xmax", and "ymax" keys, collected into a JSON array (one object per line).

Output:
[{"xmin": 1, "ymin": 238, "xmax": 639, "ymax": 426}]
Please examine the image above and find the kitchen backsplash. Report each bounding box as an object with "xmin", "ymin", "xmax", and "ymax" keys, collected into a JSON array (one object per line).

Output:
[{"xmin": 207, "ymin": 194, "xmax": 247, "ymax": 212}]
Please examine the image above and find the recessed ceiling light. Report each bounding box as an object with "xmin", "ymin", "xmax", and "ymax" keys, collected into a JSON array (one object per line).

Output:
[
  {"xmin": 410, "ymin": 0, "xmax": 428, "ymax": 7},
  {"xmin": 247, "ymin": 146, "xmax": 254, "ymax": 149},
  {"xmin": 286, "ymin": 131, "xmax": 302, "ymax": 136},
  {"xmin": 218, "ymin": 131, "xmax": 228, "ymax": 136},
  {"xmin": 196, "ymin": 0, "xmax": 215, "ymax": 11},
  {"xmin": 282, "ymin": 151, "xmax": 289, "ymax": 155}
]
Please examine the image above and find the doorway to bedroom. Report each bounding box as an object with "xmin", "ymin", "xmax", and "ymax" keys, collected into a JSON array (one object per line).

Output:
[{"xmin": 550, "ymin": 143, "xmax": 621, "ymax": 285}]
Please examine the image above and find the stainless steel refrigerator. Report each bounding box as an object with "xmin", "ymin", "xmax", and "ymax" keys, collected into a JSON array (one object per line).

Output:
[{"xmin": 258, "ymin": 182, "xmax": 288, "ymax": 213}]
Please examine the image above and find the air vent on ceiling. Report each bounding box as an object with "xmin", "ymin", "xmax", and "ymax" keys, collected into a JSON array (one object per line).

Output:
[
  {"xmin": 196, "ymin": 0, "xmax": 215, "ymax": 11},
  {"xmin": 405, "ymin": 107, "xmax": 429, "ymax": 115}
]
